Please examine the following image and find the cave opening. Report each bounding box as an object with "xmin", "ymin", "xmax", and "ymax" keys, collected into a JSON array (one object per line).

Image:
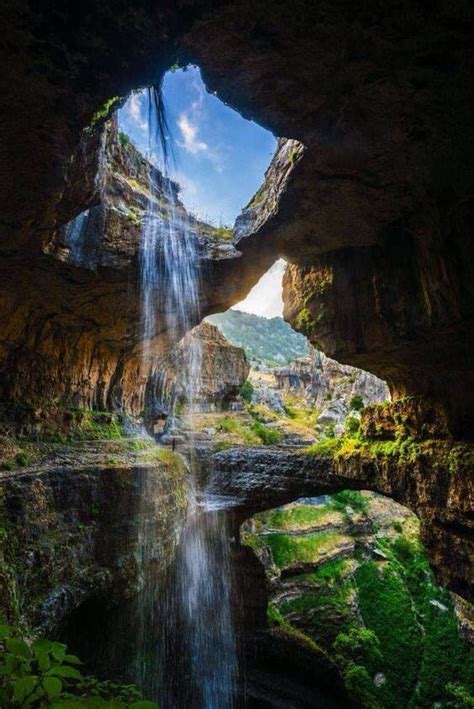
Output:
[{"xmin": 1, "ymin": 9, "xmax": 474, "ymax": 708}]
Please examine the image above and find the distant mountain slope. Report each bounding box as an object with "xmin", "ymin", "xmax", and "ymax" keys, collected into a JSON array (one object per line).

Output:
[{"xmin": 206, "ymin": 309, "xmax": 309, "ymax": 366}]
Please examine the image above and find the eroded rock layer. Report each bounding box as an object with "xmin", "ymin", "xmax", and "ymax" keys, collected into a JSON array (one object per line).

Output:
[{"xmin": 209, "ymin": 403, "xmax": 474, "ymax": 602}]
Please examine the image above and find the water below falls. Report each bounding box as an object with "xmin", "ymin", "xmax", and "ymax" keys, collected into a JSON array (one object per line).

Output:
[{"xmin": 159, "ymin": 504, "xmax": 238, "ymax": 707}]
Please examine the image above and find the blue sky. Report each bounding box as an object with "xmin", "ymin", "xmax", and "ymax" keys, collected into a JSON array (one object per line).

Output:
[{"xmin": 118, "ymin": 65, "xmax": 276, "ymax": 227}]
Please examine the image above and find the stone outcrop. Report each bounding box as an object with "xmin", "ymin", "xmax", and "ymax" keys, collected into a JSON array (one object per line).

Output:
[
  {"xmin": 148, "ymin": 321, "xmax": 250, "ymax": 418},
  {"xmin": 0, "ymin": 453, "xmax": 187, "ymax": 632},
  {"xmin": 209, "ymin": 435, "xmax": 474, "ymax": 602}
]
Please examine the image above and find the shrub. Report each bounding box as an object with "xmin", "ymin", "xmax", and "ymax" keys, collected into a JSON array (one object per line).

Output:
[
  {"xmin": 331, "ymin": 490, "xmax": 369, "ymax": 515},
  {"xmin": 15, "ymin": 451, "xmax": 29, "ymax": 467},
  {"xmin": 119, "ymin": 131, "xmax": 131, "ymax": 148},
  {"xmin": 0, "ymin": 624, "xmax": 157, "ymax": 707},
  {"xmin": 344, "ymin": 416, "xmax": 360, "ymax": 435},
  {"xmin": 240, "ymin": 380, "xmax": 254, "ymax": 403},
  {"xmin": 251, "ymin": 421, "xmax": 282, "ymax": 445},
  {"xmin": 350, "ymin": 395, "xmax": 365, "ymax": 412}
]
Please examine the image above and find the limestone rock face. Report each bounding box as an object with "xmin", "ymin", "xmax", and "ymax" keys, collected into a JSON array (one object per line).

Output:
[
  {"xmin": 0, "ymin": 459, "xmax": 187, "ymax": 632},
  {"xmin": 149, "ymin": 322, "xmax": 250, "ymax": 416},
  {"xmin": 0, "ymin": 118, "xmax": 260, "ymax": 414},
  {"xmin": 310, "ymin": 350, "xmax": 390, "ymax": 410}
]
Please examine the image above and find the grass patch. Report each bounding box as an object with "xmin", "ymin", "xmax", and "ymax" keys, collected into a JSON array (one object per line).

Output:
[
  {"xmin": 265, "ymin": 531, "xmax": 344, "ymax": 569},
  {"xmin": 331, "ymin": 490, "xmax": 369, "ymax": 515},
  {"xmin": 258, "ymin": 503, "xmax": 333, "ymax": 530}
]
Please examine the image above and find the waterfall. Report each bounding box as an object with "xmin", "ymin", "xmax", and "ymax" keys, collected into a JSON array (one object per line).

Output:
[
  {"xmin": 140, "ymin": 86, "xmax": 200, "ymax": 361},
  {"xmin": 135, "ymin": 86, "xmax": 238, "ymax": 708}
]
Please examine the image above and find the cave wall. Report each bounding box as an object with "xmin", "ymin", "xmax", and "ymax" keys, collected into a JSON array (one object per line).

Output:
[
  {"xmin": 0, "ymin": 460, "xmax": 187, "ymax": 633},
  {"xmin": 2, "ymin": 0, "xmax": 474, "ymax": 435}
]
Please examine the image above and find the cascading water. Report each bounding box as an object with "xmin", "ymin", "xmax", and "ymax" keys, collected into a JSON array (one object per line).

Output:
[{"xmin": 136, "ymin": 86, "xmax": 238, "ymax": 707}]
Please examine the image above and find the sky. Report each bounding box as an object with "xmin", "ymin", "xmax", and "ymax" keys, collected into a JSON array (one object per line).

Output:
[
  {"xmin": 118, "ymin": 65, "xmax": 276, "ymax": 227},
  {"xmin": 234, "ymin": 259, "xmax": 286, "ymax": 318}
]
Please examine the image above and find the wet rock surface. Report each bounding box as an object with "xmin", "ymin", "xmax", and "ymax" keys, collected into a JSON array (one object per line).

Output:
[{"xmin": 0, "ymin": 443, "xmax": 187, "ymax": 632}]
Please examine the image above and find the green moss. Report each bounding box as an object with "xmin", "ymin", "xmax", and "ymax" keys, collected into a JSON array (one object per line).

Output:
[
  {"xmin": 355, "ymin": 561, "xmax": 422, "ymax": 707},
  {"xmin": 90, "ymin": 96, "xmax": 124, "ymax": 128},
  {"xmin": 265, "ymin": 531, "xmax": 343, "ymax": 569},
  {"xmin": 294, "ymin": 559, "xmax": 349, "ymax": 584},
  {"xmin": 258, "ymin": 503, "xmax": 332, "ymax": 530},
  {"xmin": 331, "ymin": 490, "xmax": 369, "ymax": 515}
]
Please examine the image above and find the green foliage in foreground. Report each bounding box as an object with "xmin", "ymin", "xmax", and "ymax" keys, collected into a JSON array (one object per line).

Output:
[{"xmin": 0, "ymin": 625, "xmax": 157, "ymax": 707}]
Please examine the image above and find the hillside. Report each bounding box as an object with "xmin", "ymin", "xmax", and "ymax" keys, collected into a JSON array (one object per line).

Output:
[{"xmin": 206, "ymin": 309, "xmax": 309, "ymax": 366}]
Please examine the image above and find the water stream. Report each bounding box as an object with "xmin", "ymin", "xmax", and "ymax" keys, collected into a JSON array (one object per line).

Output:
[{"xmin": 137, "ymin": 85, "xmax": 238, "ymax": 707}]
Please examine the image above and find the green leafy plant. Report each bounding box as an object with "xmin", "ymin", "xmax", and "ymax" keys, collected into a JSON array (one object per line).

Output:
[
  {"xmin": 0, "ymin": 625, "xmax": 157, "ymax": 707},
  {"xmin": 344, "ymin": 416, "xmax": 360, "ymax": 436}
]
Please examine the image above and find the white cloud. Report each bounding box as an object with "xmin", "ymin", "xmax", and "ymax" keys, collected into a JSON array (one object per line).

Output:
[
  {"xmin": 128, "ymin": 92, "xmax": 147, "ymax": 132},
  {"xmin": 177, "ymin": 113, "xmax": 208, "ymax": 154},
  {"xmin": 233, "ymin": 259, "xmax": 286, "ymax": 318}
]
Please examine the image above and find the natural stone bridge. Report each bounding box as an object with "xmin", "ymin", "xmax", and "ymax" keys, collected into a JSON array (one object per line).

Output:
[{"xmin": 209, "ymin": 446, "xmax": 474, "ymax": 603}]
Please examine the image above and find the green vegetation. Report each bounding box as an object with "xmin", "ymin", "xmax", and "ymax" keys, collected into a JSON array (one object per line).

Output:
[
  {"xmin": 258, "ymin": 504, "xmax": 332, "ymax": 530},
  {"xmin": 304, "ymin": 432, "xmax": 426, "ymax": 465},
  {"xmin": 344, "ymin": 415, "xmax": 360, "ymax": 435},
  {"xmin": 119, "ymin": 131, "xmax": 131, "ymax": 148},
  {"xmin": 69, "ymin": 412, "xmax": 124, "ymax": 441},
  {"xmin": 355, "ymin": 562, "xmax": 422, "ymax": 707},
  {"xmin": 14, "ymin": 451, "xmax": 30, "ymax": 467},
  {"xmin": 0, "ymin": 625, "xmax": 157, "ymax": 707},
  {"xmin": 247, "ymin": 185, "xmax": 265, "ymax": 208},
  {"xmin": 243, "ymin": 492, "xmax": 474, "ymax": 708},
  {"xmin": 350, "ymin": 394, "xmax": 365, "ymax": 411},
  {"xmin": 216, "ymin": 414, "xmax": 282, "ymax": 446},
  {"xmin": 207, "ymin": 310, "xmax": 308, "ymax": 367},
  {"xmin": 240, "ymin": 380, "xmax": 254, "ymax": 403},
  {"xmin": 331, "ymin": 490, "xmax": 369, "ymax": 515},
  {"xmin": 250, "ymin": 420, "xmax": 282, "ymax": 445},
  {"xmin": 89, "ymin": 96, "xmax": 124, "ymax": 129},
  {"xmin": 264, "ymin": 531, "xmax": 344, "ymax": 569}
]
